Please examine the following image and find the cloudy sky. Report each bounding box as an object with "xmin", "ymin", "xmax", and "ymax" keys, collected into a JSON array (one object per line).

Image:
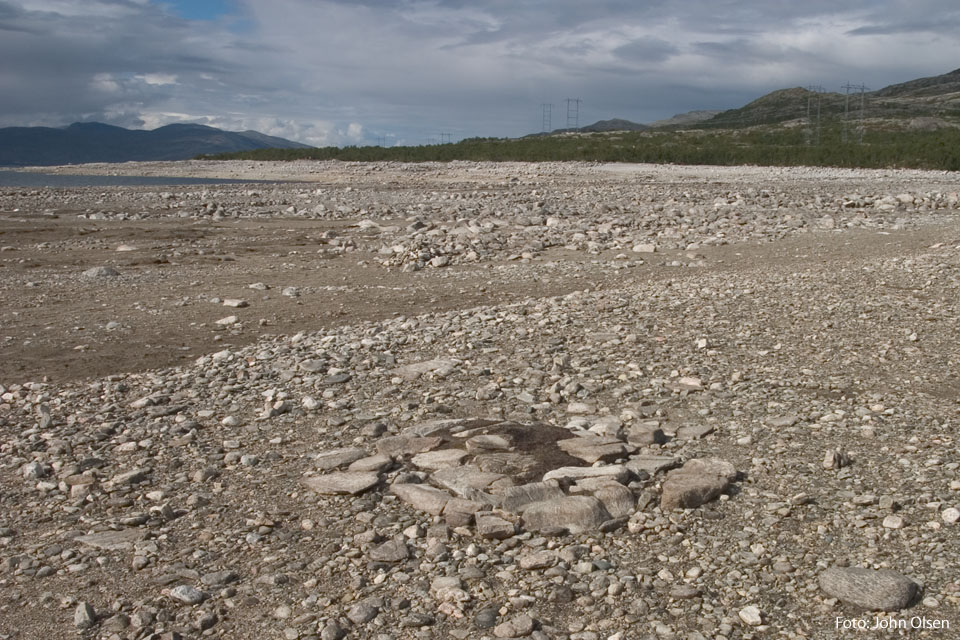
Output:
[{"xmin": 2, "ymin": 0, "xmax": 959, "ymax": 146}]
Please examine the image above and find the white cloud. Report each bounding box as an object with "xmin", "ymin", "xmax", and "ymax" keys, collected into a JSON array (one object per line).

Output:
[
  {"xmin": 137, "ymin": 73, "xmax": 179, "ymax": 86},
  {"xmin": 90, "ymin": 73, "xmax": 120, "ymax": 93}
]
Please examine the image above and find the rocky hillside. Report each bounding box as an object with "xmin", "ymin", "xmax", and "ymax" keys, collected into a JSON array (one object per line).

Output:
[{"xmin": 703, "ymin": 68, "xmax": 960, "ymax": 129}]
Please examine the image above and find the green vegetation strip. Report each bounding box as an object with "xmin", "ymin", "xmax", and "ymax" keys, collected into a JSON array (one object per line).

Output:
[{"xmin": 202, "ymin": 125, "xmax": 960, "ymax": 171}]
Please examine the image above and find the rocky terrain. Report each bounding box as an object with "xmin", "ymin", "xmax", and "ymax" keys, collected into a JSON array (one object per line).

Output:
[{"xmin": 1, "ymin": 160, "xmax": 959, "ymax": 639}]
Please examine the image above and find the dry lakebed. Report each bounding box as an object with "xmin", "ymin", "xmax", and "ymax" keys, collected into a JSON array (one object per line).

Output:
[{"xmin": 1, "ymin": 160, "xmax": 959, "ymax": 639}]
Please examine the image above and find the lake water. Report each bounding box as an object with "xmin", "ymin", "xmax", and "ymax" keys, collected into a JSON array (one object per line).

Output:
[{"xmin": 0, "ymin": 171, "xmax": 282, "ymax": 187}]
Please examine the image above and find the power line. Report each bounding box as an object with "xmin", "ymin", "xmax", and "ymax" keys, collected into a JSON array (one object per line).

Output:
[{"xmin": 438, "ymin": 133, "xmax": 452, "ymax": 144}]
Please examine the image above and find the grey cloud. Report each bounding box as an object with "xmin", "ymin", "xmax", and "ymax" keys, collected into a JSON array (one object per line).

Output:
[
  {"xmin": 2, "ymin": 0, "xmax": 960, "ymax": 144},
  {"xmin": 613, "ymin": 37, "xmax": 679, "ymax": 64},
  {"xmin": 847, "ymin": 17, "xmax": 960, "ymax": 36}
]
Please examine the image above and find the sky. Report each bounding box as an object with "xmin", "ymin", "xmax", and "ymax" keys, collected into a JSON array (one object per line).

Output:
[{"xmin": 2, "ymin": 0, "xmax": 960, "ymax": 147}]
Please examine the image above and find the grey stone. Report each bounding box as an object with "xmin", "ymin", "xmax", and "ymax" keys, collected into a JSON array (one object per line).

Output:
[
  {"xmin": 315, "ymin": 447, "xmax": 369, "ymax": 471},
  {"xmin": 303, "ymin": 472, "xmax": 380, "ymax": 495},
  {"xmin": 376, "ymin": 435, "xmax": 443, "ymax": 457},
  {"xmin": 168, "ymin": 585, "xmax": 207, "ymax": 605},
  {"xmin": 518, "ymin": 550, "xmax": 557, "ymax": 570},
  {"xmin": 542, "ymin": 465, "xmax": 630, "ymax": 484},
  {"xmin": 74, "ymin": 602, "xmax": 97, "ymax": 629},
  {"xmin": 823, "ymin": 449, "xmax": 852, "ymax": 470},
  {"xmin": 21, "ymin": 461, "xmax": 49, "ymax": 480},
  {"xmin": 660, "ymin": 458, "xmax": 737, "ymax": 510},
  {"xmin": 577, "ymin": 478, "xmax": 635, "ymax": 518},
  {"xmin": 108, "ymin": 467, "xmax": 150, "ymax": 487},
  {"xmin": 347, "ymin": 599, "xmax": 381, "ymax": 624},
  {"xmin": 496, "ymin": 481, "xmax": 565, "ymax": 513},
  {"xmin": 625, "ymin": 422, "xmax": 667, "ymax": 446},
  {"xmin": 465, "ymin": 434, "xmax": 512, "ymax": 451},
  {"xmin": 476, "ymin": 514, "xmax": 516, "ymax": 539},
  {"xmin": 393, "ymin": 358, "xmax": 458, "ymax": 381},
  {"xmin": 819, "ymin": 567, "xmax": 920, "ymax": 611},
  {"xmin": 83, "ymin": 266, "xmax": 120, "ymax": 278},
  {"xmin": 675, "ymin": 423, "xmax": 715, "ymax": 440},
  {"xmin": 522, "ymin": 496, "xmax": 611, "ymax": 534},
  {"xmin": 347, "ymin": 453, "xmax": 393, "ymax": 473},
  {"xmin": 390, "ymin": 483, "xmax": 451, "ymax": 515},
  {"xmin": 368, "ymin": 538, "xmax": 409, "ymax": 563},
  {"xmin": 431, "ymin": 465, "xmax": 504, "ymax": 497},
  {"xmin": 475, "ymin": 607, "xmax": 499, "ymax": 629},
  {"xmin": 442, "ymin": 497, "xmax": 485, "ymax": 527},
  {"xmin": 200, "ymin": 570, "xmax": 238, "ymax": 586},
  {"xmin": 411, "ymin": 448, "xmax": 469, "ymax": 471},
  {"xmin": 75, "ymin": 529, "xmax": 144, "ymax": 551},
  {"xmin": 557, "ymin": 434, "xmax": 634, "ymax": 463},
  {"xmin": 625, "ymin": 455, "xmax": 681, "ymax": 476},
  {"xmin": 494, "ymin": 613, "xmax": 535, "ymax": 638},
  {"xmin": 320, "ymin": 620, "xmax": 346, "ymax": 640}
]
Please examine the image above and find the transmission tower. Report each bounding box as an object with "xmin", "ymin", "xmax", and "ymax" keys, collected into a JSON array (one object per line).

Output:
[
  {"xmin": 841, "ymin": 82, "xmax": 854, "ymax": 143},
  {"xmin": 841, "ymin": 83, "xmax": 869, "ymax": 144},
  {"xmin": 565, "ymin": 98, "xmax": 582, "ymax": 130},
  {"xmin": 805, "ymin": 85, "xmax": 824, "ymax": 146},
  {"xmin": 541, "ymin": 103, "xmax": 553, "ymax": 132},
  {"xmin": 439, "ymin": 133, "xmax": 452, "ymax": 144},
  {"xmin": 857, "ymin": 85, "xmax": 870, "ymax": 144}
]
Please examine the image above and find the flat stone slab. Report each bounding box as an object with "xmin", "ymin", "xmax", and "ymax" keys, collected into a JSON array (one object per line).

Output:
[
  {"xmin": 625, "ymin": 455, "xmax": 681, "ymax": 476},
  {"xmin": 75, "ymin": 529, "xmax": 144, "ymax": 551},
  {"xmin": 675, "ymin": 424, "xmax": 715, "ymax": 440},
  {"xmin": 557, "ymin": 435, "xmax": 634, "ymax": 464},
  {"xmin": 476, "ymin": 514, "xmax": 516, "ymax": 540},
  {"xmin": 303, "ymin": 472, "xmax": 380, "ymax": 495},
  {"xmin": 348, "ymin": 453, "xmax": 393, "ymax": 473},
  {"xmin": 625, "ymin": 422, "xmax": 666, "ymax": 446},
  {"xmin": 376, "ymin": 435, "xmax": 443, "ymax": 457},
  {"xmin": 393, "ymin": 358, "xmax": 458, "ymax": 381},
  {"xmin": 660, "ymin": 458, "xmax": 737, "ymax": 510},
  {"xmin": 368, "ymin": 538, "xmax": 410, "ymax": 563},
  {"xmin": 522, "ymin": 496, "xmax": 611, "ymax": 534},
  {"xmin": 473, "ymin": 452, "xmax": 539, "ymax": 477},
  {"xmin": 495, "ymin": 481, "xmax": 565, "ymax": 513},
  {"xmin": 542, "ymin": 465, "xmax": 630, "ymax": 484},
  {"xmin": 576, "ymin": 478, "xmax": 635, "ymax": 518},
  {"xmin": 465, "ymin": 434, "xmax": 512, "ymax": 452},
  {"xmin": 315, "ymin": 447, "xmax": 369, "ymax": 471},
  {"xmin": 431, "ymin": 466, "xmax": 505, "ymax": 497},
  {"xmin": 408, "ymin": 417, "xmax": 499, "ymax": 437},
  {"xmin": 819, "ymin": 567, "xmax": 920, "ymax": 611},
  {"xmin": 442, "ymin": 498, "xmax": 486, "ymax": 527},
  {"xmin": 411, "ymin": 449, "xmax": 469, "ymax": 471},
  {"xmin": 390, "ymin": 483, "xmax": 451, "ymax": 515},
  {"xmin": 518, "ymin": 550, "xmax": 557, "ymax": 570}
]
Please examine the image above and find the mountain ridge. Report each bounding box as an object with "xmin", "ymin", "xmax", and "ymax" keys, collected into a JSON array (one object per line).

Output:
[{"xmin": 0, "ymin": 122, "xmax": 313, "ymax": 166}]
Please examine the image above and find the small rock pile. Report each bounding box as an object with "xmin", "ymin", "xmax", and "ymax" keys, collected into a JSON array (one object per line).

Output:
[{"xmin": 304, "ymin": 417, "xmax": 740, "ymax": 538}]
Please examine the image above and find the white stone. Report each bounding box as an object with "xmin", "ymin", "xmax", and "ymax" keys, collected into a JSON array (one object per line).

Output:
[{"xmin": 739, "ymin": 605, "xmax": 763, "ymax": 626}]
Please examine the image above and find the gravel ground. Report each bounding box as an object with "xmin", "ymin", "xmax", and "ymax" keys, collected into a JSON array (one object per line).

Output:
[{"xmin": 1, "ymin": 161, "xmax": 959, "ymax": 640}]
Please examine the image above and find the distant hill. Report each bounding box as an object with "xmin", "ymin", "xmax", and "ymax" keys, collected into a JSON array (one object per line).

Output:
[
  {"xmin": 0, "ymin": 122, "xmax": 313, "ymax": 166},
  {"xmin": 577, "ymin": 118, "xmax": 649, "ymax": 133},
  {"xmin": 648, "ymin": 110, "xmax": 722, "ymax": 128}
]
